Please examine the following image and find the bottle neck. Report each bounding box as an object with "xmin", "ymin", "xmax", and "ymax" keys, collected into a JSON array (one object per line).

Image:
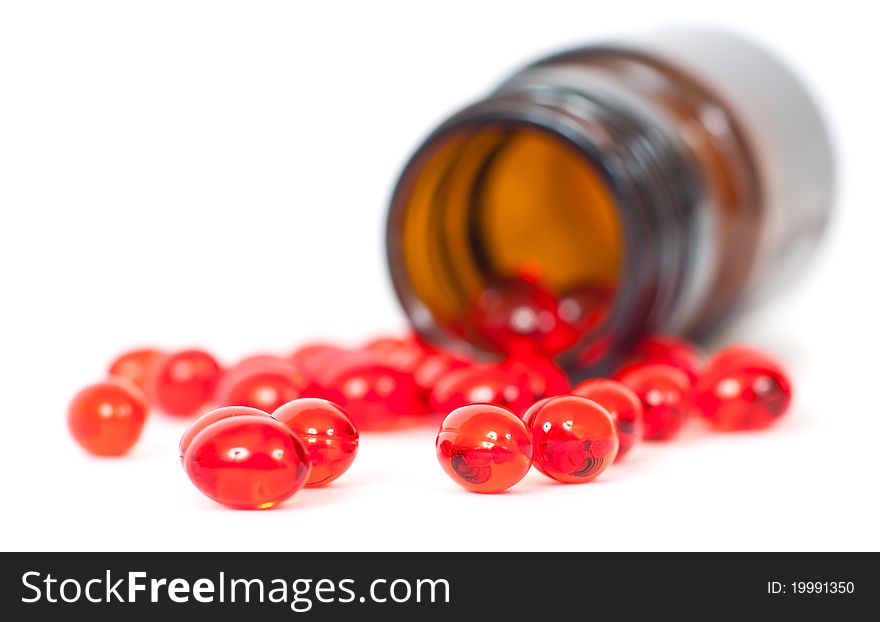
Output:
[
  {"xmin": 478, "ymin": 85, "xmax": 705, "ymax": 371},
  {"xmin": 387, "ymin": 78, "xmax": 708, "ymax": 374}
]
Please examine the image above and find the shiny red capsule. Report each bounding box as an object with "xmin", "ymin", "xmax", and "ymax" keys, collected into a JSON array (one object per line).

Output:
[
  {"xmin": 152, "ymin": 349, "xmax": 223, "ymax": 416},
  {"xmin": 68, "ymin": 380, "xmax": 148, "ymax": 456},
  {"xmin": 273, "ymin": 398, "xmax": 359, "ymax": 487},
  {"xmin": 178, "ymin": 406, "xmax": 271, "ymax": 463},
  {"xmin": 108, "ymin": 348, "xmax": 164, "ymax": 394},
  {"xmin": 571, "ymin": 378, "xmax": 643, "ymax": 460},
  {"xmin": 435, "ymin": 404, "xmax": 533, "ymax": 493},
  {"xmin": 184, "ymin": 415, "xmax": 311, "ymax": 509},
  {"xmin": 320, "ymin": 353, "xmax": 426, "ymax": 430},
  {"xmin": 617, "ymin": 363, "xmax": 692, "ymax": 441},
  {"xmin": 429, "ymin": 363, "xmax": 537, "ymax": 416},
  {"xmin": 523, "ymin": 395, "xmax": 619, "ymax": 483},
  {"xmin": 694, "ymin": 346, "xmax": 792, "ymax": 431},
  {"xmin": 468, "ymin": 277, "xmax": 579, "ymax": 356}
]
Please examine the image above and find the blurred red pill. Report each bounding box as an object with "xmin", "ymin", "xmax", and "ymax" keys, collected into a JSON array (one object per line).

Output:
[
  {"xmin": 229, "ymin": 354, "xmax": 289, "ymax": 373},
  {"xmin": 556, "ymin": 284, "xmax": 613, "ymax": 336},
  {"xmin": 571, "ymin": 378, "xmax": 643, "ymax": 460},
  {"xmin": 320, "ymin": 353, "xmax": 426, "ymax": 430},
  {"xmin": 361, "ymin": 334, "xmax": 426, "ymax": 373},
  {"xmin": 68, "ymin": 380, "xmax": 148, "ymax": 456},
  {"xmin": 152, "ymin": 349, "xmax": 223, "ymax": 417},
  {"xmin": 504, "ymin": 356, "xmax": 570, "ymax": 399},
  {"xmin": 617, "ymin": 363, "xmax": 692, "ymax": 441},
  {"xmin": 216, "ymin": 360, "xmax": 310, "ymax": 413},
  {"xmin": 273, "ymin": 398, "xmax": 359, "ymax": 487},
  {"xmin": 469, "ymin": 277, "xmax": 579, "ymax": 356},
  {"xmin": 178, "ymin": 405, "xmax": 271, "ymax": 463},
  {"xmin": 290, "ymin": 343, "xmax": 346, "ymax": 378},
  {"xmin": 617, "ymin": 335, "xmax": 704, "ymax": 385},
  {"xmin": 429, "ymin": 363, "xmax": 537, "ymax": 416},
  {"xmin": 412, "ymin": 350, "xmax": 471, "ymax": 393},
  {"xmin": 108, "ymin": 348, "xmax": 164, "ymax": 394},
  {"xmin": 694, "ymin": 346, "xmax": 792, "ymax": 431}
]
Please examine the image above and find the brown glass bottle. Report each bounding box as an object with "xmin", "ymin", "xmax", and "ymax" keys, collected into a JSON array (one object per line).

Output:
[{"xmin": 386, "ymin": 29, "xmax": 834, "ymax": 375}]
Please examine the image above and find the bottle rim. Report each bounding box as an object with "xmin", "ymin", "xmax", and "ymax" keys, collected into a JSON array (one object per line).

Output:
[{"xmin": 386, "ymin": 85, "xmax": 700, "ymax": 374}]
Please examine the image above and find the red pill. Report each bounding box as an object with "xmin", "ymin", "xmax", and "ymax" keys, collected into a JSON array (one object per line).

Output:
[
  {"xmin": 469, "ymin": 277, "xmax": 578, "ymax": 356},
  {"xmin": 571, "ymin": 378, "xmax": 643, "ymax": 460},
  {"xmin": 320, "ymin": 353, "xmax": 425, "ymax": 430},
  {"xmin": 429, "ymin": 363, "xmax": 537, "ymax": 416},
  {"xmin": 435, "ymin": 404, "xmax": 533, "ymax": 493},
  {"xmin": 523, "ymin": 395, "xmax": 619, "ymax": 482},
  {"xmin": 108, "ymin": 348, "xmax": 164, "ymax": 394},
  {"xmin": 362, "ymin": 335, "xmax": 426, "ymax": 373},
  {"xmin": 184, "ymin": 415, "xmax": 310, "ymax": 509},
  {"xmin": 230, "ymin": 354, "xmax": 288, "ymax": 373},
  {"xmin": 503, "ymin": 357, "xmax": 570, "ymax": 399},
  {"xmin": 694, "ymin": 346, "xmax": 792, "ymax": 431},
  {"xmin": 179, "ymin": 406, "xmax": 271, "ymax": 463},
  {"xmin": 556, "ymin": 284, "xmax": 612, "ymax": 335},
  {"xmin": 68, "ymin": 380, "xmax": 148, "ymax": 456},
  {"xmin": 152, "ymin": 349, "xmax": 223, "ymax": 416},
  {"xmin": 617, "ymin": 335, "xmax": 704, "ymax": 385},
  {"xmin": 216, "ymin": 360, "xmax": 309, "ymax": 413},
  {"xmin": 273, "ymin": 398, "xmax": 359, "ymax": 487},
  {"xmin": 617, "ymin": 363, "xmax": 692, "ymax": 441},
  {"xmin": 290, "ymin": 343, "xmax": 346, "ymax": 378},
  {"xmin": 412, "ymin": 350, "xmax": 470, "ymax": 393}
]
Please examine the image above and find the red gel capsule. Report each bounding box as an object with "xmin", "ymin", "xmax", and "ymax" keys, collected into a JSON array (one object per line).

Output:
[
  {"xmin": 412, "ymin": 350, "xmax": 470, "ymax": 393},
  {"xmin": 273, "ymin": 398, "xmax": 359, "ymax": 487},
  {"xmin": 556, "ymin": 284, "xmax": 613, "ymax": 336},
  {"xmin": 694, "ymin": 346, "xmax": 792, "ymax": 431},
  {"xmin": 230, "ymin": 354, "xmax": 288, "ymax": 373},
  {"xmin": 152, "ymin": 349, "xmax": 223, "ymax": 416},
  {"xmin": 617, "ymin": 363, "xmax": 692, "ymax": 441},
  {"xmin": 571, "ymin": 378, "xmax": 643, "ymax": 460},
  {"xmin": 290, "ymin": 343, "xmax": 346, "ymax": 378},
  {"xmin": 523, "ymin": 395, "xmax": 619, "ymax": 483},
  {"xmin": 361, "ymin": 335, "xmax": 427, "ymax": 373},
  {"xmin": 469, "ymin": 277, "xmax": 579, "ymax": 356},
  {"xmin": 429, "ymin": 363, "xmax": 537, "ymax": 416},
  {"xmin": 435, "ymin": 404, "xmax": 533, "ymax": 493},
  {"xmin": 179, "ymin": 406, "xmax": 271, "ymax": 463},
  {"xmin": 617, "ymin": 336, "xmax": 704, "ymax": 385},
  {"xmin": 320, "ymin": 353, "xmax": 425, "ymax": 430},
  {"xmin": 216, "ymin": 360, "xmax": 310, "ymax": 413},
  {"xmin": 108, "ymin": 348, "xmax": 164, "ymax": 394},
  {"xmin": 184, "ymin": 415, "xmax": 311, "ymax": 510},
  {"xmin": 68, "ymin": 380, "xmax": 148, "ymax": 456},
  {"xmin": 503, "ymin": 357, "xmax": 570, "ymax": 399}
]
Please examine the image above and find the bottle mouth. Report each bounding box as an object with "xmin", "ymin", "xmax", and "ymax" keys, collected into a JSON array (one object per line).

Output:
[{"xmin": 386, "ymin": 90, "xmax": 698, "ymax": 375}]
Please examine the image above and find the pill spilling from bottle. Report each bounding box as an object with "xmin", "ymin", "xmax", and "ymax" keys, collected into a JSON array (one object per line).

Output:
[{"xmin": 69, "ymin": 327, "xmax": 792, "ymax": 507}]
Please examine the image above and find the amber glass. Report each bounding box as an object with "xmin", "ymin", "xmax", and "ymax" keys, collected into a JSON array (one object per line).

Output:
[{"xmin": 387, "ymin": 29, "xmax": 834, "ymax": 376}]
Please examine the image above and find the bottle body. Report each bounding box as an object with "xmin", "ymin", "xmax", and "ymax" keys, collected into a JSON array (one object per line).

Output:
[{"xmin": 386, "ymin": 30, "xmax": 833, "ymax": 375}]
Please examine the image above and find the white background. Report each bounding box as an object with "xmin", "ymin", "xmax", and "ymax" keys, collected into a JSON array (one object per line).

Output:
[{"xmin": 1, "ymin": 1, "xmax": 878, "ymax": 552}]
